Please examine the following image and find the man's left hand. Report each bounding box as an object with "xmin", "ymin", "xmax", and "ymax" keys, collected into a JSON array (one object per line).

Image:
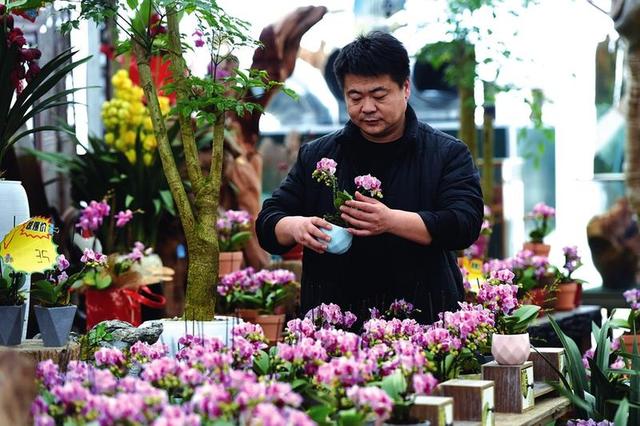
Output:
[{"xmin": 340, "ymin": 192, "xmax": 394, "ymax": 236}]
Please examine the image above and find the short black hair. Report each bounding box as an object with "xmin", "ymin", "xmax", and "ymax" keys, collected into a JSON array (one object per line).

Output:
[{"xmin": 333, "ymin": 31, "xmax": 410, "ymax": 90}]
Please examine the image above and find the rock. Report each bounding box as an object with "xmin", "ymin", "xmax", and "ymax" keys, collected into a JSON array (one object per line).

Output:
[{"xmin": 88, "ymin": 320, "xmax": 163, "ymax": 351}]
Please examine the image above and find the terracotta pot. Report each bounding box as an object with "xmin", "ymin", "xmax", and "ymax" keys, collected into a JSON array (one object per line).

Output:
[
  {"xmin": 554, "ymin": 282, "xmax": 578, "ymax": 311},
  {"xmin": 622, "ymin": 333, "xmax": 639, "ymax": 353},
  {"xmin": 219, "ymin": 251, "xmax": 244, "ymax": 277},
  {"xmin": 491, "ymin": 333, "xmax": 530, "ymax": 365},
  {"xmin": 574, "ymin": 282, "xmax": 583, "ymax": 307},
  {"xmin": 235, "ymin": 308, "xmax": 259, "ymax": 323},
  {"xmin": 522, "ymin": 242, "xmax": 551, "ymax": 257},
  {"xmin": 255, "ymin": 314, "xmax": 286, "ymax": 344}
]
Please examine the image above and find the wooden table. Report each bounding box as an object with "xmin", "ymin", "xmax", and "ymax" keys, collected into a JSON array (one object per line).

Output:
[{"xmin": 455, "ymin": 396, "xmax": 570, "ymax": 426}]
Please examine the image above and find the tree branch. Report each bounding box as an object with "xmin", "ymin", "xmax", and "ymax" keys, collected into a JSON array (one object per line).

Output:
[
  {"xmin": 165, "ymin": 6, "xmax": 204, "ymax": 193},
  {"xmin": 131, "ymin": 40, "xmax": 195, "ymax": 236}
]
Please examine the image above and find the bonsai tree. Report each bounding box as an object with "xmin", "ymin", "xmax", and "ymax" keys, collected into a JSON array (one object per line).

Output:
[{"xmin": 67, "ymin": 0, "xmax": 290, "ymax": 319}]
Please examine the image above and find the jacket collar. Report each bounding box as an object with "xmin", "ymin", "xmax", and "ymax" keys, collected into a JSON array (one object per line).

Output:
[{"xmin": 335, "ymin": 104, "xmax": 419, "ymax": 146}]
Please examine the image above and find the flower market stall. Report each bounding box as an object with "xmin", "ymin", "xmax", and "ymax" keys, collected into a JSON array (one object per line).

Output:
[{"xmin": 1, "ymin": 0, "xmax": 640, "ymax": 425}]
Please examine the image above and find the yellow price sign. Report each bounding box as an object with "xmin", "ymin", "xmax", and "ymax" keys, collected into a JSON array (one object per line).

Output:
[
  {"xmin": 462, "ymin": 257, "xmax": 485, "ymax": 293},
  {"xmin": 0, "ymin": 216, "xmax": 58, "ymax": 273}
]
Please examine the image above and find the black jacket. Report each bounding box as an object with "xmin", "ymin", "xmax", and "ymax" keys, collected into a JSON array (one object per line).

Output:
[{"xmin": 257, "ymin": 106, "xmax": 483, "ymax": 324}]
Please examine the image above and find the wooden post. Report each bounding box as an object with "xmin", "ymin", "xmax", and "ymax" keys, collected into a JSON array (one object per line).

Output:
[
  {"xmin": 410, "ymin": 395, "xmax": 454, "ymax": 426},
  {"xmin": 481, "ymin": 361, "xmax": 535, "ymax": 413},
  {"xmin": 438, "ymin": 379, "xmax": 495, "ymax": 425},
  {"xmin": 529, "ymin": 347, "xmax": 565, "ymax": 383}
]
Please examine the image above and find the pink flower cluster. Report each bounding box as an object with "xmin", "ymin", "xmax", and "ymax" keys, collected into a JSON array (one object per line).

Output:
[
  {"xmin": 315, "ymin": 157, "xmax": 337, "ymax": 176},
  {"xmin": 305, "ymin": 303, "xmax": 357, "ymax": 330},
  {"xmin": 355, "ymin": 174, "xmax": 383, "ymax": 198},
  {"xmin": 477, "ymin": 280, "xmax": 520, "ymax": 315},
  {"xmin": 530, "ymin": 202, "xmax": 555, "ymax": 219},
  {"xmin": 346, "ymin": 385, "xmax": 394, "ymax": 421},
  {"xmin": 567, "ymin": 420, "xmax": 613, "ymax": 426},
  {"xmin": 216, "ymin": 209, "xmax": 251, "ymax": 231},
  {"xmin": 624, "ymin": 288, "xmax": 640, "ymax": 310},
  {"xmin": 33, "ymin": 323, "xmax": 313, "ymax": 425},
  {"xmin": 80, "ymin": 248, "xmax": 108, "ymax": 266},
  {"xmin": 76, "ymin": 200, "xmax": 111, "ymax": 232},
  {"xmin": 115, "ymin": 209, "xmax": 133, "ymax": 228}
]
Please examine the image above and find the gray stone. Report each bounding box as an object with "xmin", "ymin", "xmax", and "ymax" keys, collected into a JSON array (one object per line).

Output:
[{"xmin": 88, "ymin": 320, "xmax": 163, "ymax": 351}]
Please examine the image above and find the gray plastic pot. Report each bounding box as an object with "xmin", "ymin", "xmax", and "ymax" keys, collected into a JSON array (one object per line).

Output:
[
  {"xmin": 0, "ymin": 303, "xmax": 26, "ymax": 345},
  {"xmin": 34, "ymin": 305, "xmax": 77, "ymax": 347}
]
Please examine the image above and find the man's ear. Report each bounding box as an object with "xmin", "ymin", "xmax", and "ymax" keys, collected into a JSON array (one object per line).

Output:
[{"xmin": 404, "ymin": 78, "xmax": 410, "ymax": 100}]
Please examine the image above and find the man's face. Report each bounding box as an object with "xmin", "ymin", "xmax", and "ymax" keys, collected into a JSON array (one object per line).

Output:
[{"xmin": 343, "ymin": 74, "xmax": 410, "ymax": 143}]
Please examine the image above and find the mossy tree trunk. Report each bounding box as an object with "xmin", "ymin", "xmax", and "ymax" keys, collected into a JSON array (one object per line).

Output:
[
  {"xmin": 482, "ymin": 81, "xmax": 496, "ymax": 206},
  {"xmin": 458, "ymin": 44, "xmax": 477, "ymax": 163},
  {"xmin": 131, "ymin": 5, "xmax": 221, "ymax": 320}
]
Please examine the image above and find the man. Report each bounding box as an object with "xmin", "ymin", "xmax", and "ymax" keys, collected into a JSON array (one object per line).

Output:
[{"xmin": 256, "ymin": 31, "xmax": 483, "ymax": 324}]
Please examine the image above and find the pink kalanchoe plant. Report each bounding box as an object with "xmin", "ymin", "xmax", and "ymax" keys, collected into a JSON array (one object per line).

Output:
[
  {"xmin": 312, "ymin": 157, "xmax": 383, "ymax": 226},
  {"xmin": 216, "ymin": 209, "xmax": 252, "ymax": 252},
  {"xmin": 526, "ymin": 202, "xmax": 555, "ymax": 244},
  {"xmin": 217, "ymin": 267, "xmax": 297, "ymax": 314}
]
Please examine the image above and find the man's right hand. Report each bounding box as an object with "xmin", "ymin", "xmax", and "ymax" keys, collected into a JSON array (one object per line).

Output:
[{"xmin": 275, "ymin": 216, "xmax": 332, "ymax": 254}]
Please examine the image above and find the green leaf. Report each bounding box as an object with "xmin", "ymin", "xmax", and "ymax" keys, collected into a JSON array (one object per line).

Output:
[
  {"xmin": 614, "ymin": 398, "xmax": 629, "ymax": 426},
  {"xmin": 125, "ymin": 194, "xmax": 135, "ymax": 208},
  {"xmin": 159, "ymin": 190, "xmax": 176, "ymax": 216},
  {"xmin": 153, "ymin": 198, "xmax": 161, "ymax": 215},
  {"xmin": 126, "ymin": 0, "xmax": 138, "ymax": 9},
  {"xmin": 229, "ymin": 231, "xmax": 251, "ymax": 251},
  {"xmin": 94, "ymin": 271, "xmax": 112, "ymax": 290},
  {"xmin": 252, "ymin": 350, "xmax": 270, "ymax": 376},
  {"xmin": 380, "ymin": 369, "xmax": 406, "ymax": 402},
  {"xmin": 548, "ymin": 316, "xmax": 590, "ymax": 418},
  {"xmin": 306, "ymin": 404, "xmax": 333, "ymax": 424}
]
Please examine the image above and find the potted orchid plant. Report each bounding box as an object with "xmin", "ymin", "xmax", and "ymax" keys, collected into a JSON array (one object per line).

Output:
[
  {"xmin": 217, "ymin": 267, "xmax": 297, "ymax": 343},
  {"xmin": 0, "ymin": 258, "xmax": 27, "ymax": 345},
  {"xmin": 30, "ymin": 254, "xmax": 79, "ymax": 346},
  {"xmin": 553, "ymin": 245, "xmax": 586, "ymax": 311},
  {"xmin": 216, "ymin": 209, "xmax": 252, "ymax": 277},
  {"xmin": 312, "ymin": 157, "xmax": 383, "ymax": 254},
  {"xmin": 524, "ymin": 202, "xmax": 555, "ymax": 256},
  {"xmin": 476, "ymin": 269, "xmax": 540, "ymax": 365}
]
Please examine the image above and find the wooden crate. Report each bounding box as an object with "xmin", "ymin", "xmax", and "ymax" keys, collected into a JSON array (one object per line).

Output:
[
  {"xmin": 438, "ymin": 379, "xmax": 495, "ymax": 426},
  {"xmin": 529, "ymin": 347, "xmax": 565, "ymax": 383},
  {"xmin": 482, "ymin": 361, "xmax": 535, "ymax": 413},
  {"xmin": 409, "ymin": 395, "xmax": 454, "ymax": 426}
]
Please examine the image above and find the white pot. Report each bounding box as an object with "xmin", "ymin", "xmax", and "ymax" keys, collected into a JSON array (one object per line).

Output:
[
  {"xmin": 139, "ymin": 316, "xmax": 242, "ymax": 357},
  {"xmin": 491, "ymin": 333, "xmax": 531, "ymax": 365},
  {"xmin": 0, "ymin": 181, "xmax": 30, "ymax": 340}
]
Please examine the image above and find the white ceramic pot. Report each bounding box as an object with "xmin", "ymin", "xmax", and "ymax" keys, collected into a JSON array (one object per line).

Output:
[
  {"xmin": 139, "ymin": 315, "xmax": 242, "ymax": 357},
  {"xmin": 0, "ymin": 181, "xmax": 30, "ymax": 340},
  {"xmin": 491, "ymin": 333, "xmax": 531, "ymax": 365},
  {"xmin": 321, "ymin": 224, "xmax": 353, "ymax": 255}
]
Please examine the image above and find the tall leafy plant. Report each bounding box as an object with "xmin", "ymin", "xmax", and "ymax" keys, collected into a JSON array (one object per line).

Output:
[
  {"xmin": 0, "ymin": 4, "xmax": 89, "ymax": 172},
  {"xmin": 547, "ymin": 315, "xmax": 638, "ymax": 424},
  {"xmin": 66, "ymin": 0, "xmax": 290, "ymax": 319}
]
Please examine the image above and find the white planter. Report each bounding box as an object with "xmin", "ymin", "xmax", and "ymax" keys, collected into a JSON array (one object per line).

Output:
[
  {"xmin": 139, "ymin": 316, "xmax": 242, "ymax": 357},
  {"xmin": 0, "ymin": 181, "xmax": 30, "ymax": 340},
  {"xmin": 491, "ymin": 333, "xmax": 531, "ymax": 365}
]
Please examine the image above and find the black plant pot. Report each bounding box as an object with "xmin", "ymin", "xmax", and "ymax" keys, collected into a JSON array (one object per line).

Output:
[
  {"xmin": 0, "ymin": 303, "xmax": 26, "ymax": 345},
  {"xmin": 34, "ymin": 305, "xmax": 77, "ymax": 347}
]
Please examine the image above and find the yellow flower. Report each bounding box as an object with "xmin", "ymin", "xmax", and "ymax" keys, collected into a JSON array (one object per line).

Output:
[
  {"xmin": 143, "ymin": 152, "xmax": 153, "ymax": 166},
  {"xmin": 159, "ymin": 96, "xmax": 170, "ymax": 115},
  {"xmin": 143, "ymin": 117, "xmax": 153, "ymax": 131},
  {"xmin": 125, "ymin": 149, "xmax": 136, "ymax": 164},
  {"xmin": 115, "ymin": 138, "xmax": 127, "ymax": 151},
  {"xmin": 143, "ymin": 134, "xmax": 157, "ymax": 151},
  {"xmin": 123, "ymin": 130, "xmax": 137, "ymax": 147},
  {"xmin": 105, "ymin": 133, "xmax": 114, "ymax": 145}
]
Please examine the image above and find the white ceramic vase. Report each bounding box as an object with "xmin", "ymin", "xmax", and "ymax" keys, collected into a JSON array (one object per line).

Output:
[
  {"xmin": 491, "ymin": 333, "xmax": 531, "ymax": 365},
  {"xmin": 0, "ymin": 181, "xmax": 30, "ymax": 340}
]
